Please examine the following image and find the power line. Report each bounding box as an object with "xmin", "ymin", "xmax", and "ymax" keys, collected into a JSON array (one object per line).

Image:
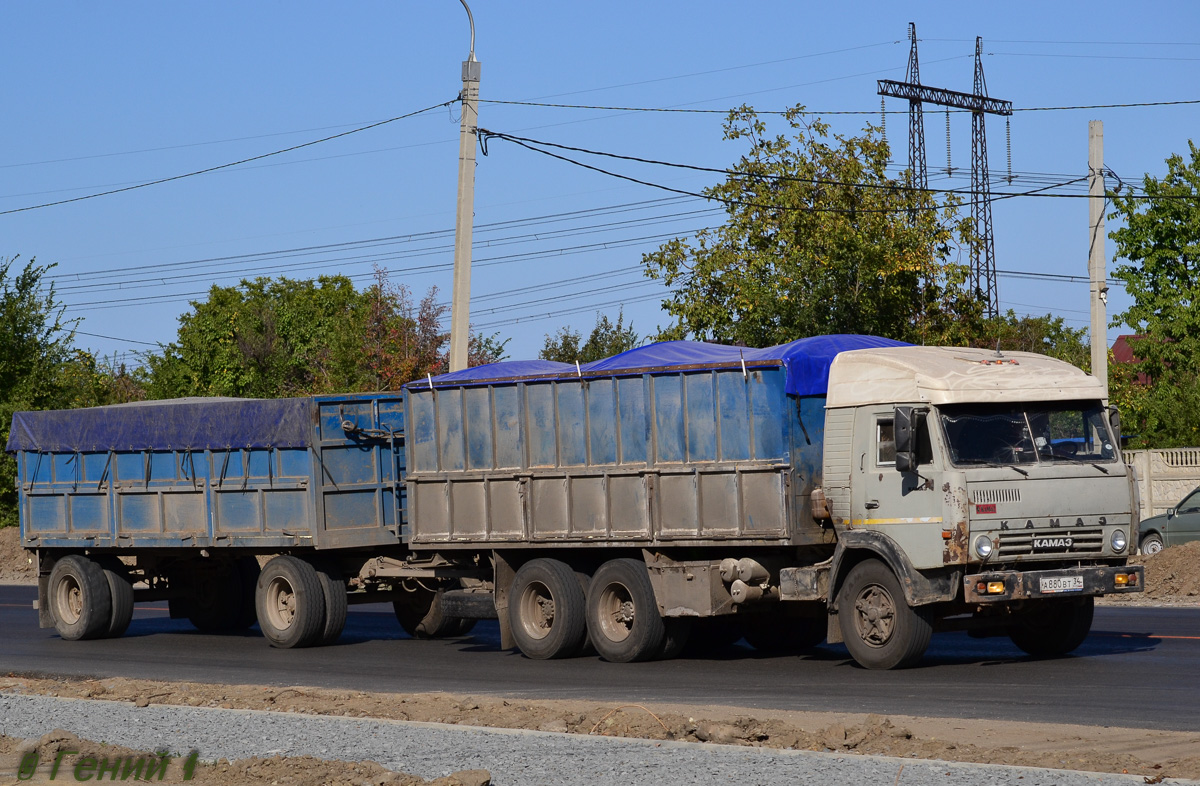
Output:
[
  {"xmin": 484, "ymin": 97, "xmax": 1200, "ymax": 115},
  {"xmin": 0, "ymin": 98, "xmax": 456, "ymax": 217}
]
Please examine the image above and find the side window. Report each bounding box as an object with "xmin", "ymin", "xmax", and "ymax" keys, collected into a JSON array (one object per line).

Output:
[
  {"xmin": 877, "ymin": 419, "xmax": 896, "ymax": 466},
  {"xmin": 1180, "ymin": 490, "xmax": 1200, "ymax": 514}
]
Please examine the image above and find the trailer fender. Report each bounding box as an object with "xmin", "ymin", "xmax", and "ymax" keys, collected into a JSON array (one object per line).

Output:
[{"xmin": 828, "ymin": 530, "xmax": 959, "ymax": 610}]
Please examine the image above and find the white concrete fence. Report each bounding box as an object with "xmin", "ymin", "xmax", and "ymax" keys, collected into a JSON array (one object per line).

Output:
[{"xmin": 1124, "ymin": 448, "xmax": 1200, "ymax": 520}]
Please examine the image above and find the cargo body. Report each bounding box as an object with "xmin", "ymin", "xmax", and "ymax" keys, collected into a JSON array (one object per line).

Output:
[{"xmin": 9, "ymin": 335, "xmax": 1143, "ymax": 669}]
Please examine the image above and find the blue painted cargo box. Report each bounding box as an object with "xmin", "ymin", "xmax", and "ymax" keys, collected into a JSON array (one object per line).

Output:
[
  {"xmin": 7, "ymin": 393, "xmax": 406, "ymax": 552},
  {"xmin": 404, "ymin": 335, "xmax": 905, "ymax": 548}
]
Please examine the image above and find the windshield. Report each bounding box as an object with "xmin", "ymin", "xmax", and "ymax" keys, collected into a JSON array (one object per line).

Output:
[{"xmin": 940, "ymin": 401, "xmax": 1117, "ymax": 467}]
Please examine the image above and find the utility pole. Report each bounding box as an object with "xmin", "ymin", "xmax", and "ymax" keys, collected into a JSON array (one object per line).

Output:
[
  {"xmin": 1088, "ymin": 120, "xmax": 1108, "ymax": 394},
  {"xmin": 449, "ymin": 0, "xmax": 480, "ymax": 372}
]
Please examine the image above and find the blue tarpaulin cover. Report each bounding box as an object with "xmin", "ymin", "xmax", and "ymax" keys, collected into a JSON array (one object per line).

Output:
[
  {"xmin": 412, "ymin": 334, "xmax": 908, "ymax": 397},
  {"xmin": 6, "ymin": 397, "xmax": 313, "ymax": 453}
]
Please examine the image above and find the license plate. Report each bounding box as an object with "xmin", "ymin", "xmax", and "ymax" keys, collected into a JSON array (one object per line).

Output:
[{"xmin": 1039, "ymin": 575, "xmax": 1084, "ymax": 594}]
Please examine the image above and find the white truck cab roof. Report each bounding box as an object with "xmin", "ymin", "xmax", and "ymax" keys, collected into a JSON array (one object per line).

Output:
[{"xmin": 826, "ymin": 345, "xmax": 1104, "ymax": 408}]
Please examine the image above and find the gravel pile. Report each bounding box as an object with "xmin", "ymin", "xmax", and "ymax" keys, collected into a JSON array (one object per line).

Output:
[{"xmin": 0, "ymin": 694, "xmax": 1157, "ymax": 786}]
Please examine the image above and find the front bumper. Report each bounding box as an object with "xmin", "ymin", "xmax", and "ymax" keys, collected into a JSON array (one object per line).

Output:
[{"xmin": 963, "ymin": 564, "xmax": 1144, "ymax": 603}]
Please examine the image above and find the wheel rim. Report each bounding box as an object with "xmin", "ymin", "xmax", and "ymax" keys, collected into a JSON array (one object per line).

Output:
[
  {"xmin": 54, "ymin": 572, "xmax": 83, "ymax": 626},
  {"xmin": 1143, "ymin": 538, "xmax": 1163, "ymax": 555},
  {"xmin": 517, "ymin": 580, "xmax": 556, "ymax": 640},
  {"xmin": 596, "ymin": 582, "xmax": 635, "ymax": 643},
  {"xmin": 852, "ymin": 583, "xmax": 897, "ymax": 648},
  {"xmin": 265, "ymin": 575, "xmax": 297, "ymax": 631}
]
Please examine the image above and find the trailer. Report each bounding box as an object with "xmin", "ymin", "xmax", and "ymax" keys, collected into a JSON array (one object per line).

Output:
[{"xmin": 8, "ymin": 335, "xmax": 1144, "ymax": 668}]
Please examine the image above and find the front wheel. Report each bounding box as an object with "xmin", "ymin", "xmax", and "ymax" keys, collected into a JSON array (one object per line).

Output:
[
  {"xmin": 1140, "ymin": 532, "xmax": 1164, "ymax": 555},
  {"xmin": 837, "ymin": 559, "xmax": 932, "ymax": 670},
  {"xmin": 1008, "ymin": 597, "xmax": 1094, "ymax": 658}
]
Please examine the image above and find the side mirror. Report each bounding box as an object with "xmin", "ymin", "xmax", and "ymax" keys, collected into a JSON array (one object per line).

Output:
[
  {"xmin": 1108, "ymin": 405, "xmax": 1121, "ymax": 443},
  {"xmin": 1167, "ymin": 508, "xmax": 1176, "ymax": 520},
  {"xmin": 894, "ymin": 406, "xmax": 916, "ymax": 473}
]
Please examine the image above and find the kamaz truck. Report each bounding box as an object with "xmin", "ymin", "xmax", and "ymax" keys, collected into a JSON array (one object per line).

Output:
[{"xmin": 8, "ymin": 335, "xmax": 1142, "ymax": 669}]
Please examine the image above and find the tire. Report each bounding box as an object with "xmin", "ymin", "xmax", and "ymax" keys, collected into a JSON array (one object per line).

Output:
[
  {"xmin": 255, "ymin": 556, "xmax": 326, "ymax": 649},
  {"xmin": 48, "ymin": 555, "xmax": 113, "ymax": 641},
  {"xmin": 586, "ymin": 558, "xmax": 666, "ymax": 663},
  {"xmin": 95, "ymin": 558, "xmax": 134, "ymax": 639},
  {"xmin": 313, "ymin": 562, "xmax": 347, "ymax": 646},
  {"xmin": 837, "ymin": 559, "xmax": 932, "ymax": 670},
  {"xmin": 744, "ymin": 613, "xmax": 826, "ymax": 653},
  {"xmin": 657, "ymin": 618, "xmax": 693, "ymax": 660},
  {"xmin": 682, "ymin": 616, "xmax": 745, "ymax": 656},
  {"xmin": 181, "ymin": 558, "xmax": 249, "ymax": 632},
  {"xmin": 1140, "ymin": 532, "xmax": 1164, "ymax": 555},
  {"xmin": 1008, "ymin": 597, "xmax": 1094, "ymax": 658},
  {"xmin": 509, "ymin": 559, "xmax": 588, "ymax": 659},
  {"xmin": 392, "ymin": 583, "xmax": 469, "ymax": 639}
]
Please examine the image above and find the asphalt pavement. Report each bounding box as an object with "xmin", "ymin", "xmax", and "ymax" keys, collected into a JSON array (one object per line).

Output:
[{"xmin": 2, "ymin": 584, "xmax": 1196, "ymax": 732}]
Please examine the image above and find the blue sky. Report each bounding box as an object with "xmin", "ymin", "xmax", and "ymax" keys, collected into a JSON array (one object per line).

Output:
[{"xmin": 3, "ymin": 2, "xmax": 1199, "ymax": 366}]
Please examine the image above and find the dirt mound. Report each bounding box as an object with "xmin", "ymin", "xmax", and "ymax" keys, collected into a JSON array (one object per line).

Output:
[
  {"xmin": 0, "ymin": 526, "xmax": 35, "ymax": 584},
  {"xmin": 0, "ymin": 728, "xmax": 490, "ymax": 785},
  {"xmin": 1104, "ymin": 540, "xmax": 1200, "ymax": 603}
]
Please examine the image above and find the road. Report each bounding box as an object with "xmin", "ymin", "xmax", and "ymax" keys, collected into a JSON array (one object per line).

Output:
[{"xmin": 2, "ymin": 584, "xmax": 1196, "ymax": 731}]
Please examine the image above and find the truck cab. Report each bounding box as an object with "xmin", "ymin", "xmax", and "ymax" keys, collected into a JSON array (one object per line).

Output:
[{"xmin": 820, "ymin": 346, "xmax": 1141, "ymax": 667}]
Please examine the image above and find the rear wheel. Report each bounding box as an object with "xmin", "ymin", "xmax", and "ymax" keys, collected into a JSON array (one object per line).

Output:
[
  {"xmin": 509, "ymin": 558, "xmax": 588, "ymax": 659},
  {"xmin": 48, "ymin": 555, "xmax": 112, "ymax": 641},
  {"xmin": 586, "ymin": 558, "xmax": 665, "ymax": 663},
  {"xmin": 1008, "ymin": 597, "xmax": 1094, "ymax": 658},
  {"xmin": 837, "ymin": 559, "xmax": 932, "ymax": 670},
  {"xmin": 1140, "ymin": 532, "xmax": 1164, "ymax": 555},
  {"xmin": 255, "ymin": 556, "xmax": 325, "ymax": 648}
]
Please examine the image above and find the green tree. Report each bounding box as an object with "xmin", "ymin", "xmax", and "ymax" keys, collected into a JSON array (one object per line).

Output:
[
  {"xmin": 540, "ymin": 310, "xmax": 639, "ymax": 363},
  {"xmin": 1108, "ymin": 142, "xmax": 1200, "ymax": 447},
  {"xmin": 145, "ymin": 275, "xmax": 369, "ymax": 398},
  {"xmin": 0, "ymin": 257, "xmax": 76, "ymax": 527},
  {"xmin": 1109, "ymin": 141, "xmax": 1200, "ymax": 383},
  {"xmin": 643, "ymin": 106, "xmax": 984, "ymax": 347}
]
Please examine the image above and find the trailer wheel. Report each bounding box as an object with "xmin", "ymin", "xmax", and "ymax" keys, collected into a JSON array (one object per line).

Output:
[
  {"xmin": 182, "ymin": 558, "xmax": 253, "ymax": 632},
  {"xmin": 1008, "ymin": 597, "xmax": 1094, "ymax": 658},
  {"xmin": 313, "ymin": 561, "xmax": 347, "ymax": 646},
  {"xmin": 392, "ymin": 583, "xmax": 471, "ymax": 639},
  {"xmin": 837, "ymin": 559, "xmax": 932, "ymax": 670},
  {"xmin": 509, "ymin": 559, "xmax": 588, "ymax": 659},
  {"xmin": 233, "ymin": 557, "xmax": 262, "ymax": 630},
  {"xmin": 95, "ymin": 558, "xmax": 134, "ymax": 639},
  {"xmin": 586, "ymin": 558, "xmax": 666, "ymax": 663},
  {"xmin": 48, "ymin": 555, "xmax": 113, "ymax": 641},
  {"xmin": 255, "ymin": 556, "xmax": 325, "ymax": 648}
]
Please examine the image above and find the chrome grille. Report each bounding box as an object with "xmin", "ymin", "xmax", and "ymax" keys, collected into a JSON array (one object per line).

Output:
[{"xmin": 996, "ymin": 527, "xmax": 1104, "ymax": 557}]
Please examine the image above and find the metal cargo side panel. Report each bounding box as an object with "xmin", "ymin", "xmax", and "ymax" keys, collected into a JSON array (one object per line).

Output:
[
  {"xmin": 312, "ymin": 394, "xmax": 406, "ymax": 549},
  {"xmin": 406, "ymin": 367, "xmax": 796, "ymax": 546}
]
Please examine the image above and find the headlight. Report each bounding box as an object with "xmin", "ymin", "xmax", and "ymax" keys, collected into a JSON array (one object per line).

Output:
[
  {"xmin": 1111, "ymin": 529, "xmax": 1128, "ymax": 553},
  {"xmin": 974, "ymin": 534, "xmax": 994, "ymax": 559}
]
